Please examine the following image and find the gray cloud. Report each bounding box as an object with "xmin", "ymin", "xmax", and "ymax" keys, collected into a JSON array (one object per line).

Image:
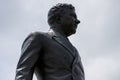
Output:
[{"xmin": 0, "ymin": 0, "xmax": 120, "ymax": 80}]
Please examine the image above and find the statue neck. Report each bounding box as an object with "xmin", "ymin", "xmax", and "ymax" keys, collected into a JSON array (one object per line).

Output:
[{"xmin": 50, "ymin": 27, "xmax": 68, "ymax": 38}]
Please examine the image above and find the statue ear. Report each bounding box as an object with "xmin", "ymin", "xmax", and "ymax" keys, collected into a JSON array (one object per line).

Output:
[{"xmin": 55, "ymin": 15, "xmax": 61, "ymax": 24}]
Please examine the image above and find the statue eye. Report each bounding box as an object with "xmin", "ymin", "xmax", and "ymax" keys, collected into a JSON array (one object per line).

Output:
[{"xmin": 70, "ymin": 13, "xmax": 77, "ymax": 19}]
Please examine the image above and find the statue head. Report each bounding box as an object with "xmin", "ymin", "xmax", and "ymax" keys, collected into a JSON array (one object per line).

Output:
[{"xmin": 48, "ymin": 3, "xmax": 80, "ymax": 36}]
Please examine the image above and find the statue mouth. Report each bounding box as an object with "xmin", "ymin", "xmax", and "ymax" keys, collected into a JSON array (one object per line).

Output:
[{"xmin": 73, "ymin": 24, "xmax": 77, "ymax": 28}]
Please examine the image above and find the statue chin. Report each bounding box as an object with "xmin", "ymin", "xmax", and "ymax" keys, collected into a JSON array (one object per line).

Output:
[{"xmin": 70, "ymin": 29, "xmax": 76, "ymax": 35}]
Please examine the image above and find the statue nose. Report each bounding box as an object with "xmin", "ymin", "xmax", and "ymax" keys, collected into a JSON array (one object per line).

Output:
[{"xmin": 75, "ymin": 19, "xmax": 80, "ymax": 24}]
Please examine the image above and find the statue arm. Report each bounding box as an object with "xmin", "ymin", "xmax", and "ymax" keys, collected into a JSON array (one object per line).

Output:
[{"xmin": 15, "ymin": 33, "xmax": 42, "ymax": 80}]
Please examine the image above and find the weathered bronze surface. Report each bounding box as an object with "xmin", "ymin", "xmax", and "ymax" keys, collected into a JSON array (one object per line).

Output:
[{"xmin": 15, "ymin": 3, "xmax": 85, "ymax": 80}]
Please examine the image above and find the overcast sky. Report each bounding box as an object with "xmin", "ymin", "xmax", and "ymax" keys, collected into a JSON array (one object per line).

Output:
[{"xmin": 0, "ymin": 0, "xmax": 120, "ymax": 80}]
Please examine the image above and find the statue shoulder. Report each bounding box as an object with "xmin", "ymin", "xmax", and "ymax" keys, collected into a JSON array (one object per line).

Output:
[
  {"xmin": 30, "ymin": 31, "xmax": 46, "ymax": 36},
  {"xmin": 31, "ymin": 31, "xmax": 53, "ymax": 39},
  {"xmin": 22, "ymin": 31, "xmax": 47, "ymax": 48}
]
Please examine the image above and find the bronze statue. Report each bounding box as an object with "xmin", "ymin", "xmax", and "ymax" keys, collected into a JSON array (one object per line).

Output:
[{"xmin": 15, "ymin": 3, "xmax": 85, "ymax": 80}]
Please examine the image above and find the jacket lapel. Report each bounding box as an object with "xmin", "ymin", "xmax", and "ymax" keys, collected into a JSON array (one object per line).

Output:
[
  {"xmin": 53, "ymin": 36, "xmax": 75, "ymax": 57},
  {"xmin": 48, "ymin": 29, "xmax": 75, "ymax": 58},
  {"xmin": 72, "ymin": 48, "xmax": 84, "ymax": 75}
]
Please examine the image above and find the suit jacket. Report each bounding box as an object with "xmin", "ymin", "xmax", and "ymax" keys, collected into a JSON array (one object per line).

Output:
[{"xmin": 15, "ymin": 29, "xmax": 85, "ymax": 80}]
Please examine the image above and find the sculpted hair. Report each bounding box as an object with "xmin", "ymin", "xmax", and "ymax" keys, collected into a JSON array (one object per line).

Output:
[{"xmin": 48, "ymin": 3, "xmax": 75, "ymax": 27}]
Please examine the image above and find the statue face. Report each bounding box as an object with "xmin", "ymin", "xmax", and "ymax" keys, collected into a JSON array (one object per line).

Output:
[{"xmin": 59, "ymin": 10, "xmax": 80, "ymax": 36}]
